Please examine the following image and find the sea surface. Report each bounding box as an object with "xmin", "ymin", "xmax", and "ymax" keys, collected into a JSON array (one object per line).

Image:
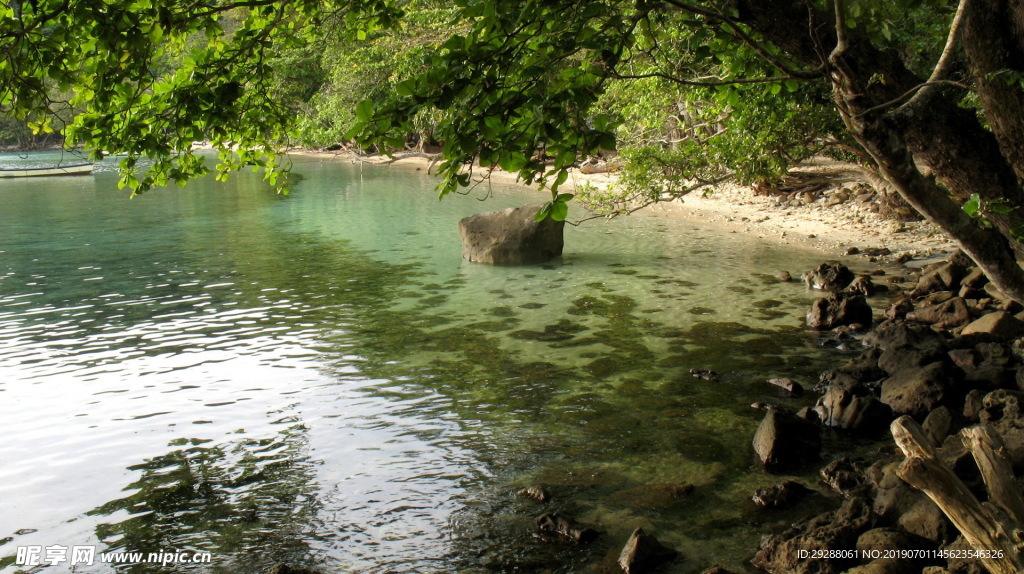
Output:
[{"xmin": 1, "ymin": 152, "xmax": 852, "ymax": 573}]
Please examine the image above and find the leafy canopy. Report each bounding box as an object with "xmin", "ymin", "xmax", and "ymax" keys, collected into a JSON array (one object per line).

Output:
[{"xmin": 0, "ymin": 0, "xmax": 399, "ymax": 193}]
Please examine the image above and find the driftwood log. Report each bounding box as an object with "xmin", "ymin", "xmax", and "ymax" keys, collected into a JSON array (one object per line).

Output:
[{"xmin": 891, "ymin": 415, "xmax": 1024, "ymax": 573}]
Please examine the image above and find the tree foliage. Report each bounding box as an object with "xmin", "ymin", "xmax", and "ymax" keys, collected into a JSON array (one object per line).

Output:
[
  {"xmin": 4, "ymin": 0, "xmax": 1024, "ymax": 300},
  {"xmin": 0, "ymin": 0, "xmax": 400, "ymax": 192}
]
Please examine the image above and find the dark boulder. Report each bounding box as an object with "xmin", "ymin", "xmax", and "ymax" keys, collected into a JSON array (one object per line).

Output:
[
  {"xmin": 807, "ymin": 292, "xmax": 873, "ymax": 330},
  {"xmin": 820, "ymin": 457, "xmax": 869, "ymax": 496},
  {"xmin": 865, "ymin": 459, "xmax": 953, "ymax": 545},
  {"xmin": 906, "ymin": 297, "xmax": 972, "ymax": 329},
  {"xmin": 864, "ymin": 320, "xmax": 947, "ymax": 375},
  {"xmin": 458, "ymin": 204, "xmax": 564, "ymax": 265},
  {"xmin": 803, "ymin": 262, "xmax": 855, "ymax": 291},
  {"xmin": 752, "ymin": 496, "xmax": 874, "ymax": 574},
  {"xmin": 854, "ymin": 528, "xmax": 939, "ymax": 573},
  {"xmin": 815, "ymin": 386, "xmax": 893, "ymax": 434},
  {"xmin": 880, "ymin": 362, "xmax": 955, "ymax": 418},
  {"xmin": 949, "ymin": 342, "xmax": 1015, "ymax": 389},
  {"xmin": 816, "ymin": 348, "xmax": 887, "ymax": 393},
  {"xmin": 885, "ymin": 297, "xmax": 915, "ymax": 321},
  {"xmin": 848, "ymin": 275, "xmax": 878, "ymax": 297},
  {"xmin": 921, "ymin": 406, "xmax": 954, "ymax": 447},
  {"xmin": 617, "ymin": 528, "xmax": 679, "ymax": 573},
  {"xmin": 910, "ymin": 258, "xmax": 968, "ymax": 298},
  {"xmin": 753, "ymin": 409, "xmax": 821, "ymax": 472},
  {"xmin": 978, "ymin": 389, "xmax": 1024, "ymax": 468}
]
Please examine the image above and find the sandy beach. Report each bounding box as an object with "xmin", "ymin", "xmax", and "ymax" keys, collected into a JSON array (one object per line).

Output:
[{"xmin": 288, "ymin": 149, "xmax": 957, "ymax": 264}]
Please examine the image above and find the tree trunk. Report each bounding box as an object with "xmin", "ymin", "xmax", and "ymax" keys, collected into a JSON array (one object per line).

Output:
[{"xmin": 733, "ymin": 0, "xmax": 1024, "ymax": 303}]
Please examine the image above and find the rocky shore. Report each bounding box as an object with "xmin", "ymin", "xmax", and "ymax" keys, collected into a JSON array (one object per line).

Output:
[
  {"xmin": 288, "ymin": 149, "xmax": 1018, "ymax": 573},
  {"xmin": 745, "ymin": 252, "xmax": 1024, "ymax": 574}
]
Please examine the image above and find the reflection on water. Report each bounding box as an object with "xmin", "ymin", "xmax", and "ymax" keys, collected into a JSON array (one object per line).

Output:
[{"xmin": 0, "ymin": 155, "xmax": 848, "ymax": 573}]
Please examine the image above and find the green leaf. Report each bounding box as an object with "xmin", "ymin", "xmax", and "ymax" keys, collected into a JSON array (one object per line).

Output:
[
  {"xmin": 556, "ymin": 193, "xmax": 574, "ymax": 202},
  {"xmin": 554, "ymin": 170, "xmax": 569, "ymax": 188},
  {"xmin": 354, "ymin": 99, "xmax": 375, "ymax": 122},
  {"xmin": 962, "ymin": 193, "xmax": 981, "ymax": 217},
  {"xmin": 550, "ymin": 200, "xmax": 568, "ymax": 221},
  {"xmin": 535, "ymin": 202, "xmax": 553, "ymax": 221},
  {"xmin": 499, "ymin": 152, "xmax": 526, "ymax": 173}
]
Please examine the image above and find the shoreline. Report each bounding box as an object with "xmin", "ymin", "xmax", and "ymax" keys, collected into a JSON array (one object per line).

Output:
[{"xmin": 286, "ymin": 149, "xmax": 956, "ymax": 265}]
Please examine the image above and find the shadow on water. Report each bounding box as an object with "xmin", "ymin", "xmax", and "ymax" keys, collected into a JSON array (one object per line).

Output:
[{"xmin": 87, "ymin": 423, "xmax": 319, "ymax": 574}]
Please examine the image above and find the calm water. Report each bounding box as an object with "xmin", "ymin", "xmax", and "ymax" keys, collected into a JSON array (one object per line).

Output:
[{"xmin": 1, "ymin": 153, "xmax": 850, "ymax": 573}]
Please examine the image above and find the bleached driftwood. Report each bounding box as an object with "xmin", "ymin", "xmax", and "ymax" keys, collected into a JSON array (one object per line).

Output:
[{"xmin": 891, "ymin": 415, "xmax": 1024, "ymax": 574}]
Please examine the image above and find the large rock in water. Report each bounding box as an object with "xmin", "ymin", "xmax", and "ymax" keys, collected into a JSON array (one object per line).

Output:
[
  {"xmin": 458, "ymin": 204, "xmax": 564, "ymax": 265},
  {"xmin": 807, "ymin": 292, "xmax": 873, "ymax": 330},
  {"xmin": 753, "ymin": 409, "xmax": 821, "ymax": 472}
]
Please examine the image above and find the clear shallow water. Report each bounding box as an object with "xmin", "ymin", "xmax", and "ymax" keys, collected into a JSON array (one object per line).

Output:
[{"xmin": 1, "ymin": 153, "xmax": 849, "ymax": 573}]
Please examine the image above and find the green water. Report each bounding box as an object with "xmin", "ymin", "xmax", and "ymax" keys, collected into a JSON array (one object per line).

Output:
[{"xmin": 1, "ymin": 154, "xmax": 850, "ymax": 573}]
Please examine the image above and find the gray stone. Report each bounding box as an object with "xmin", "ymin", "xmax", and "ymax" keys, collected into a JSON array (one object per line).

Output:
[{"xmin": 458, "ymin": 204, "xmax": 564, "ymax": 265}]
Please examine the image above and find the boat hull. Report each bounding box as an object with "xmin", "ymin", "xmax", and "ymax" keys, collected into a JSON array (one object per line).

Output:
[{"xmin": 0, "ymin": 163, "xmax": 94, "ymax": 178}]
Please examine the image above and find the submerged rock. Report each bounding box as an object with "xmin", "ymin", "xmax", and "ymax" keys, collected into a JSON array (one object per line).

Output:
[
  {"xmin": 752, "ymin": 480, "xmax": 813, "ymax": 510},
  {"xmin": 266, "ymin": 564, "xmax": 323, "ymax": 574},
  {"xmin": 768, "ymin": 377, "xmax": 804, "ymax": 396},
  {"xmin": 617, "ymin": 527, "xmax": 679, "ymax": 573},
  {"xmin": 535, "ymin": 513, "xmax": 599, "ymax": 544},
  {"xmin": 516, "ymin": 486, "xmax": 551, "ymax": 503},
  {"xmin": 458, "ymin": 204, "xmax": 564, "ymax": 265}
]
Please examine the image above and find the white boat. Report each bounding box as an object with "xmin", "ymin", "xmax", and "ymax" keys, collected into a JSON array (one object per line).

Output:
[{"xmin": 0, "ymin": 163, "xmax": 94, "ymax": 178}]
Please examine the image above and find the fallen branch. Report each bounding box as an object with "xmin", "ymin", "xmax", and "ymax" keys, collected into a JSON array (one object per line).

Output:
[{"xmin": 891, "ymin": 416, "xmax": 1024, "ymax": 574}]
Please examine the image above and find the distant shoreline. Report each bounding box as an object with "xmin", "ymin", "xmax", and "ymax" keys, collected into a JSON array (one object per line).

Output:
[{"xmin": 285, "ymin": 148, "xmax": 956, "ymax": 265}]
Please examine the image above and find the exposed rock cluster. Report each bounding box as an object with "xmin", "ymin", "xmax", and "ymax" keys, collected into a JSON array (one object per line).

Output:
[{"xmin": 751, "ymin": 252, "xmax": 1024, "ymax": 573}]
